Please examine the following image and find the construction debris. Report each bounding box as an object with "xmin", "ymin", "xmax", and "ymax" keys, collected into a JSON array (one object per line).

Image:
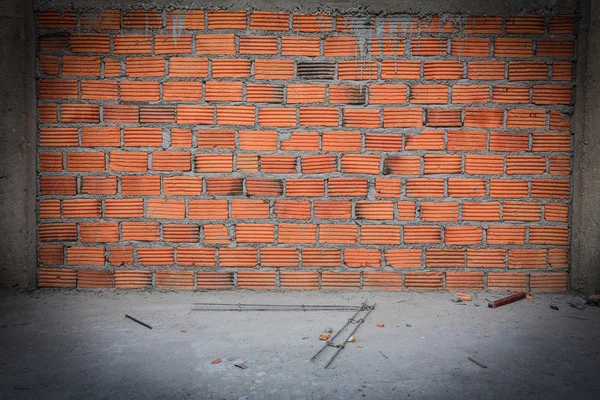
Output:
[
  {"xmin": 378, "ymin": 351, "xmax": 389, "ymax": 360},
  {"xmin": 551, "ymin": 305, "xmax": 559, "ymax": 310},
  {"xmin": 311, "ymin": 301, "xmax": 376, "ymax": 369},
  {"xmin": 487, "ymin": 292, "xmax": 526, "ymax": 308},
  {"xmin": 211, "ymin": 358, "xmax": 222, "ymax": 364},
  {"xmin": 376, "ymin": 323, "xmax": 384, "ymax": 328},
  {"xmin": 468, "ymin": 357, "xmax": 488, "ymax": 369},
  {"xmin": 234, "ymin": 364, "xmax": 247, "ymax": 369},
  {"xmin": 455, "ymin": 293, "xmax": 472, "ymax": 301},
  {"xmin": 319, "ymin": 333, "xmax": 331, "ymax": 341},
  {"xmin": 347, "ymin": 336, "xmax": 356, "ymax": 343},
  {"xmin": 451, "ymin": 296, "xmax": 463, "ymax": 303},
  {"xmin": 569, "ymin": 296, "xmax": 587, "ymax": 310},
  {"xmin": 125, "ymin": 314, "xmax": 152, "ymax": 329}
]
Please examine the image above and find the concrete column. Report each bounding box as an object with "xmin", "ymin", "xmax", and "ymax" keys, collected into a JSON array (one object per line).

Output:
[
  {"xmin": 0, "ymin": 0, "xmax": 37, "ymax": 289},
  {"xmin": 572, "ymin": 0, "xmax": 600, "ymax": 295}
]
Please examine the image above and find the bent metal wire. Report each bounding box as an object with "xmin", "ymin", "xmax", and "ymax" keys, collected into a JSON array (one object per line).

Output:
[{"xmin": 310, "ymin": 301, "xmax": 376, "ymax": 369}]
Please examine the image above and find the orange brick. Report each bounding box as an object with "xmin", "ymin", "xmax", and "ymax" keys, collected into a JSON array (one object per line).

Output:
[
  {"xmin": 324, "ymin": 37, "xmax": 359, "ymax": 56},
  {"xmin": 372, "ymin": 37, "xmax": 406, "ymax": 56},
  {"xmin": 385, "ymin": 156, "xmax": 420, "ymax": 175},
  {"xmin": 82, "ymin": 126, "xmax": 120, "ymax": 147},
  {"xmin": 203, "ymin": 224, "xmax": 230, "ymax": 244},
  {"xmin": 487, "ymin": 225, "xmax": 526, "ymax": 244},
  {"xmin": 122, "ymin": 222, "xmax": 160, "ymax": 241},
  {"xmin": 406, "ymin": 178, "xmax": 444, "ymax": 198},
  {"xmin": 245, "ymin": 178, "xmax": 282, "ymax": 196},
  {"xmin": 490, "ymin": 132, "xmax": 529, "ymax": 152},
  {"xmin": 404, "ymin": 226, "xmax": 441, "ymax": 244},
  {"xmin": 530, "ymin": 273, "xmax": 568, "ymax": 292},
  {"xmin": 247, "ymin": 84, "xmax": 285, "ymax": 103},
  {"xmin": 448, "ymin": 130, "xmax": 487, "ymax": 151},
  {"xmin": 381, "ymin": 60, "xmax": 421, "ymax": 79},
  {"xmin": 444, "ymin": 226, "xmax": 483, "ymax": 245},
  {"xmin": 240, "ymin": 36, "xmax": 278, "ymax": 55},
  {"xmin": 506, "ymin": 15, "xmax": 545, "ymax": 33},
  {"xmin": 281, "ymin": 36, "xmax": 321, "ymax": 56},
  {"xmin": 452, "ymin": 85, "xmax": 490, "ymax": 104},
  {"xmin": 321, "ymin": 271, "xmax": 360, "ymax": 289},
  {"xmin": 509, "ymin": 62, "xmax": 548, "ymax": 81},
  {"xmin": 426, "ymin": 248, "xmax": 464, "ymax": 267},
  {"xmin": 292, "ymin": 13, "xmax": 333, "ymax": 32},
  {"xmin": 330, "ymin": 85, "xmax": 367, "ymax": 105},
  {"xmin": 147, "ymin": 199, "xmax": 185, "ymax": 219},
  {"xmin": 385, "ymin": 249, "xmax": 422, "ymax": 268},
  {"xmin": 197, "ymin": 34, "xmax": 236, "ymax": 54},
  {"xmin": 338, "ymin": 60, "xmax": 377, "ymax": 80},
  {"xmin": 167, "ymin": 10, "xmax": 205, "ymax": 29},
  {"xmin": 254, "ymin": 59, "xmax": 294, "ymax": 79},
  {"xmin": 494, "ymin": 38, "xmax": 533, "ymax": 58},
  {"xmin": 488, "ymin": 272, "xmax": 527, "ymax": 291},
  {"xmin": 319, "ymin": 224, "xmax": 358, "ymax": 244},
  {"xmin": 63, "ymin": 199, "xmax": 101, "ymax": 218},
  {"xmin": 163, "ymin": 225, "xmax": 199, "ymax": 243},
  {"xmin": 219, "ymin": 248, "xmax": 257, "ymax": 267},
  {"xmin": 529, "ymin": 226, "xmax": 568, "ymax": 245},
  {"xmin": 532, "ymin": 85, "xmax": 573, "ymax": 105},
  {"xmin": 156, "ymin": 270, "xmax": 194, "ymax": 290},
  {"xmin": 114, "ymin": 270, "xmax": 152, "ymax": 289},
  {"xmin": 468, "ymin": 61, "xmax": 505, "ymax": 80},
  {"xmin": 105, "ymin": 199, "xmax": 144, "ymax": 218},
  {"xmin": 250, "ymin": 11, "xmax": 289, "ymax": 31},
  {"xmin": 536, "ymin": 39, "xmax": 574, "ymax": 57},
  {"xmin": 509, "ymin": 249, "xmax": 547, "ymax": 269},
  {"xmin": 278, "ymin": 224, "xmax": 317, "ymax": 244},
  {"xmin": 424, "ymin": 61, "xmax": 463, "ymax": 80},
  {"xmin": 178, "ymin": 248, "xmax": 215, "ymax": 267},
  {"xmin": 299, "ymin": 107, "xmax": 339, "ymax": 127},
  {"xmin": 411, "ymin": 85, "xmax": 448, "ymax": 104},
  {"xmin": 493, "ymin": 85, "xmax": 530, "ymax": 104},
  {"xmin": 465, "ymin": 155, "xmax": 503, "ymax": 175},
  {"xmin": 259, "ymin": 108, "xmax": 297, "ymax": 127},
  {"xmin": 341, "ymin": 154, "xmax": 380, "ymax": 174},
  {"xmin": 383, "ymin": 108, "xmax": 423, "ymax": 128},
  {"xmin": 446, "ymin": 272, "xmax": 484, "ymax": 290},
  {"xmin": 39, "ymin": 153, "xmax": 62, "ymax": 172},
  {"xmin": 261, "ymin": 248, "xmax": 299, "ymax": 267},
  {"xmin": 302, "ymin": 248, "xmax": 341, "ymax": 267},
  {"xmin": 545, "ymin": 202, "xmax": 569, "ymax": 222},
  {"xmin": 208, "ymin": 10, "xmax": 247, "ymax": 29},
  {"xmin": 412, "ymin": 37, "xmax": 447, "ymax": 56},
  {"xmin": 467, "ymin": 249, "xmax": 506, "ymax": 268},
  {"xmin": 405, "ymin": 272, "xmax": 443, "ymax": 290},
  {"xmin": 236, "ymin": 224, "xmax": 275, "ymax": 243},
  {"xmin": 71, "ymin": 33, "xmax": 111, "ymax": 53},
  {"xmin": 80, "ymin": 222, "xmax": 118, "ymax": 243},
  {"xmin": 361, "ymin": 225, "xmax": 400, "ymax": 245},
  {"xmin": 39, "ymin": 268, "xmax": 76, "ymax": 288},
  {"xmin": 328, "ymin": 178, "xmax": 368, "ymax": 197},
  {"xmin": 120, "ymin": 81, "xmax": 160, "ymax": 101},
  {"xmin": 238, "ymin": 271, "xmax": 277, "ymax": 290},
  {"xmin": 448, "ymin": 179, "xmax": 486, "ymax": 197},
  {"xmin": 451, "ymin": 38, "xmax": 490, "ymax": 57},
  {"xmin": 344, "ymin": 248, "xmax": 381, "ymax": 268},
  {"xmin": 138, "ymin": 248, "xmax": 175, "ymax": 266},
  {"xmin": 82, "ymin": 176, "xmax": 117, "ymax": 195},
  {"xmin": 217, "ymin": 106, "xmax": 255, "ymax": 126},
  {"xmin": 152, "ymin": 151, "xmax": 191, "ymax": 171},
  {"xmin": 464, "ymin": 108, "xmax": 503, "ymax": 128},
  {"xmin": 355, "ymin": 201, "xmax": 394, "ymax": 220},
  {"xmin": 421, "ymin": 202, "xmax": 459, "ymax": 222}
]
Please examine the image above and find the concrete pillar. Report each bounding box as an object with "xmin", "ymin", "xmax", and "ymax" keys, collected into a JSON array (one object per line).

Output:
[
  {"xmin": 0, "ymin": 0, "xmax": 37, "ymax": 289},
  {"xmin": 572, "ymin": 0, "xmax": 600, "ymax": 295}
]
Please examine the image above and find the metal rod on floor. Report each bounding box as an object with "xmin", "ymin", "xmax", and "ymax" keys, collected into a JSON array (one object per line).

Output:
[
  {"xmin": 125, "ymin": 314, "xmax": 152, "ymax": 329},
  {"xmin": 324, "ymin": 303, "xmax": 376, "ymax": 369},
  {"xmin": 191, "ymin": 307, "xmax": 361, "ymax": 311},
  {"xmin": 310, "ymin": 300, "xmax": 373, "ymax": 364},
  {"xmin": 192, "ymin": 302, "xmax": 362, "ymax": 308}
]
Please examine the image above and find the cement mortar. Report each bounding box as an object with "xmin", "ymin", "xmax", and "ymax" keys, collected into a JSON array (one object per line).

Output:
[
  {"xmin": 34, "ymin": 0, "xmax": 579, "ymax": 15},
  {"xmin": 0, "ymin": 289, "xmax": 599, "ymax": 399}
]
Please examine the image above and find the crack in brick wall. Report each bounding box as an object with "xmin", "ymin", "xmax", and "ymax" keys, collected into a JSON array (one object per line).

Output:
[{"xmin": 35, "ymin": 9, "xmax": 574, "ymax": 291}]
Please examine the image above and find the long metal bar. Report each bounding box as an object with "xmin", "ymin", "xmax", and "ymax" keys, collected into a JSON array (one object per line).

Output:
[
  {"xmin": 191, "ymin": 308, "xmax": 360, "ymax": 312},
  {"xmin": 310, "ymin": 300, "xmax": 369, "ymax": 361},
  {"xmin": 192, "ymin": 302, "xmax": 361, "ymax": 308},
  {"xmin": 324, "ymin": 303, "xmax": 376, "ymax": 369}
]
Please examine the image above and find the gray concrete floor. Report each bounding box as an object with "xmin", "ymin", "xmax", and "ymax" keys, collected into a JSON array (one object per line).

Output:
[{"xmin": 0, "ymin": 289, "xmax": 598, "ymax": 400}]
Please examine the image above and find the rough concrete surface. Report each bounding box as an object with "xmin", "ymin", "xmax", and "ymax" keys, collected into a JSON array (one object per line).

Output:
[
  {"xmin": 0, "ymin": 0, "xmax": 37, "ymax": 289},
  {"xmin": 1, "ymin": 290, "xmax": 599, "ymax": 399},
  {"xmin": 572, "ymin": 0, "xmax": 600, "ymax": 295},
  {"xmin": 33, "ymin": 0, "xmax": 579, "ymax": 14}
]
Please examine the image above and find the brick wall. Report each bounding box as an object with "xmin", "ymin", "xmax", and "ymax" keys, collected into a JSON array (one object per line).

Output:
[{"xmin": 36, "ymin": 10, "xmax": 574, "ymax": 291}]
